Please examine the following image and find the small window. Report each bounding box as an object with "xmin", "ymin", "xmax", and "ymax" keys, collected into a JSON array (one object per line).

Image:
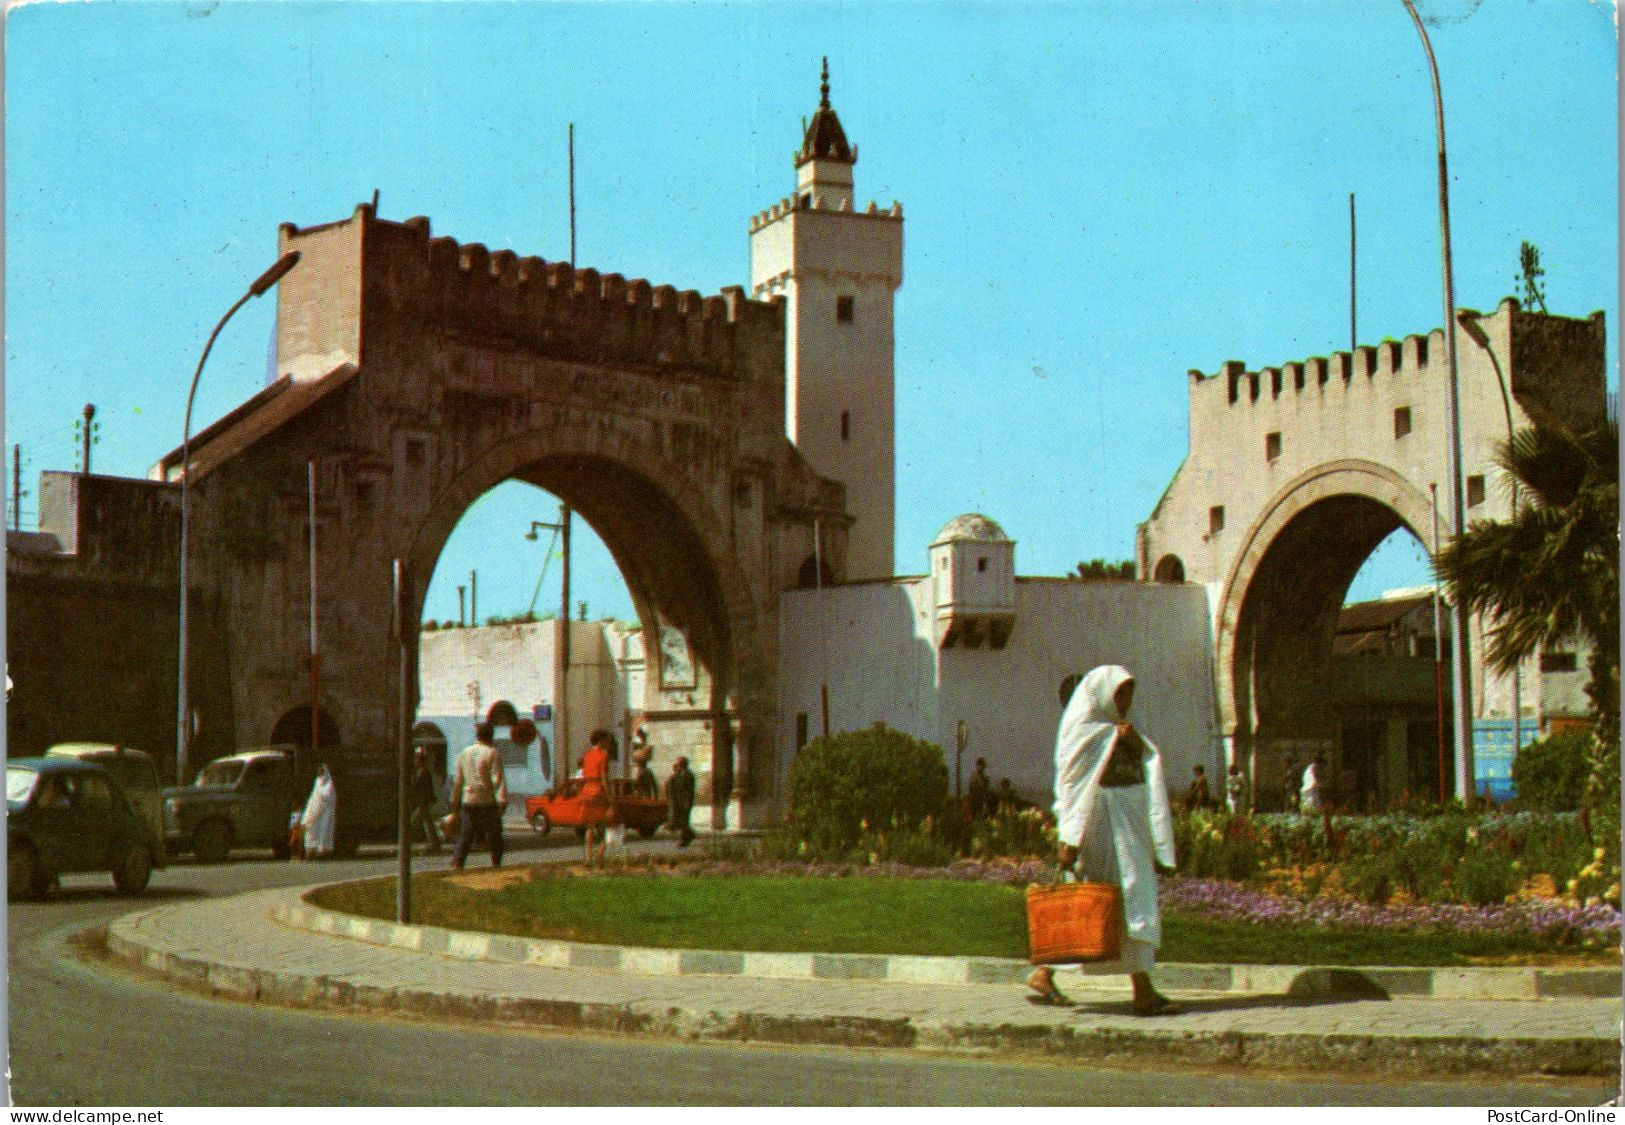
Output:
[
  {"xmin": 836, "ymin": 295, "xmax": 855, "ymax": 323},
  {"xmin": 977, "ymin": 557, "xmax": 988, "ymax": 573},
  {"xmin": 799, "ymin": 193, "xmax": 812, "ymax": 210},
  {"xmin": 1394, "ymin": 407, "xmax": 1412, "ymax": 439},
  {"xmin": 1540, "ymin": 651, "xmax": 1579, "ymax": 673},
  {"xmin": 1209, "ymin": 506, "xmax": 1226, "ymax": 534},
  {"xmin": 1467, "ymin": 475, "xmax": 1486, "ymax": 507},
  {"xmin": 840, "ymin": 411, "xmax": 851, "ymax": 441},
  {"xmin": 1265, "ymin": 432, "xmax": 1282, "ymax": 462},
  {"xmin": 795, "ymin": 713, "xmax": 810, "ymax": 750}
]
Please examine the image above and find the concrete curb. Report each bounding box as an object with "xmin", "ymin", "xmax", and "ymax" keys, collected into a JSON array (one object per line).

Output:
[
  {"xmin": 95, "ymin": 918, "xmax": 1620, "ymax": 1079},
  {"xmin": 275, "ymin": 896, "xmax": 1624, "ymax": 1001}
]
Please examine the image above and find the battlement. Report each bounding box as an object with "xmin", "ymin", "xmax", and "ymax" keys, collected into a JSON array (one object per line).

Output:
[
  {"xmin": 1181, "ymin": 298, "xmax": 1608, "ymax": 438},
  {"xmin": 278, "ymin": 203, "xmax": 785, "ymax": 381},
  {"xmin": 1195, "ymin": 326, "xmax": 1448, "ymax": 407},
  {"xmin": 749, "ymin": 195, "xmax": 904, "ymax": 233}
]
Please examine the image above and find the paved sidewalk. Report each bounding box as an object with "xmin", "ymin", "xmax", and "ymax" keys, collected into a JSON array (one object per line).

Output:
[{"xmin": 97, "ymin": 884, "xmax": 1622, "ymax": 1078}]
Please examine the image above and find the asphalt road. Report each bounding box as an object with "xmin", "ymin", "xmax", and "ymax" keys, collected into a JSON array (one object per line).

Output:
[{"xmin": 7, "ymin": 830, "xmax": 1617, "ymax": 1107}]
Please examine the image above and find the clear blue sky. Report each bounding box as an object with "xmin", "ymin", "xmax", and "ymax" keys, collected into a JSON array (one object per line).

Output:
[{"xmin": 7, "ymin": 0, "xmax": 1618, "ymax": 625}]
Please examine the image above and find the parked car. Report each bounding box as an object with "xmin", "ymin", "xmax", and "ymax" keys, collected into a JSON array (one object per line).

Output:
[
  {"xmin": 45, "ymin": 743, "xmax": 166, "ymax": 862},
  {"xmin": 163, "ymin": 748, "xmax": 398, "ymax": 862},
  {"xmin": 8, "ymin": 756, "xmax": 163, "ymax": 898},
  {"xmin": 524, "ymin": 777, "xmax": 668, "ymax": 839}
]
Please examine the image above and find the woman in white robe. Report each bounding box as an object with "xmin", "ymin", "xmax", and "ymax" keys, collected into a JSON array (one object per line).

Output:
[
  {"xmin": 1028, "ymin": 665, "xmax": 1183, "ymax": 1016},
  {"xmin": 302, "ymin": 764, "xmax": 338, "ymax": 859}
]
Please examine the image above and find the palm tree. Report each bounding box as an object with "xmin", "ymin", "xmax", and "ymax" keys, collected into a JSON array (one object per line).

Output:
[
  {"xmin": 1437, "ymin": 418, "xmax": 1618, "ymax": 725},
  {"xmin": 1437, "ymin": 417, "xmax": 1618, "ymax": 868}
]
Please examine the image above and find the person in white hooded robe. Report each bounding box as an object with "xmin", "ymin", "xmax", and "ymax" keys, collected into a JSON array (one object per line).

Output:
[
  {"xmin": 301, "ymin": 764, "xmax": 338, "ymax": 859},
  {"xmin": 1027, "ymin": 665, "xmax": 1183, "ymax": 1016}
]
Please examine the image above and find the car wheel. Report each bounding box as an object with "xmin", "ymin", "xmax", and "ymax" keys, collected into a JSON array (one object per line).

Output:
[
  {"xmin": 193, "ymin": 819, "xmax": 232, "ymax": 864},
  {"xmin": 529, "ymin": 810, "xmax": 551, "ymax": 837},
  {"xmin": 637, "ymin": 825, "xmax": 658, "ymax": 840},
  {"xmin": 8, "ymin": 843, "xmax": 46, "ymax": 900},
  {"xmin": 113, "ymin": 844, "xmax": 153, "ymax": 894}
]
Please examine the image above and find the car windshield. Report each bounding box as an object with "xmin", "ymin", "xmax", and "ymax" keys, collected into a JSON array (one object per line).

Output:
[
  {"xmin": 196, "ymin": 760, "xmax": 245, "ymax": 787},
  {"xmin": 7, "ymin": 767, "xmax": 39, "ymax": 805}
]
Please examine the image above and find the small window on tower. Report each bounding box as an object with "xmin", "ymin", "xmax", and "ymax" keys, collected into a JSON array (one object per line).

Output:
[
  {"xmin": 977, "ymin": 557, "xmax": 988, "ymax": 573},
  {"xmin": 1209, "ymin": 506, "xmax": 1226, "ymax": 535},
  {"xmin": 1265, "ymin": 432, "xmax": 1282, "ymax": 462},
  {"xmin": 1467, "ymin": 475, "xmax": 1487, "ymax": 507},
  {"xmin": 1394, "ymin": 406, "xmax": 1412, "ymax": 439},
  {"xmin": 836, "ymin": 295, "xmax": 855, "ymax": 323},
  {"xmin": 841, "ymin": 411, "xmax": 851, "ymax": 441}
]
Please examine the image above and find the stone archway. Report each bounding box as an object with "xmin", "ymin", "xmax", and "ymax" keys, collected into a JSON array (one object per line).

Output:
[
  {"xmin": 405, "ymin": 429, "xmax": 768, "ymax": 826},
  {"xmin": 1214, "ymin": 460, "xmax": 1437, "ymax": 807},
  {"xmin": 140, "ymin": 203, "xmax": 849, "ymax": 828}
]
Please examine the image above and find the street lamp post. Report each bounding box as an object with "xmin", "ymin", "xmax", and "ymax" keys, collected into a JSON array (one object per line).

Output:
[
  {"xmin": 1403, "ymin": 0, "xmax": 1475, "ymax": 806},
  {"xmin": 525, "ymin": 504, "xmax": 573, "ymax": 780},
  {"xmin": 175, "ymin": 251, "xmax": 300, "ymax": 784},
  {"xmin": 1457, "ymin": 310, "xmax": 1523, "ymax": 761}
]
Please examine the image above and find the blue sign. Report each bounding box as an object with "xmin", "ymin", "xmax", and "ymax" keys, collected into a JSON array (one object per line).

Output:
[{"xmin": 532, "ymin": 704, "xmax": 552, "ymax": 721}]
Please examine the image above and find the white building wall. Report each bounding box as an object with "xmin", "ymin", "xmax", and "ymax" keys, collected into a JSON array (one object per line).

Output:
[{"xmin": 778, "ymin": 577, "xmax": 1218, "ymax": 810}]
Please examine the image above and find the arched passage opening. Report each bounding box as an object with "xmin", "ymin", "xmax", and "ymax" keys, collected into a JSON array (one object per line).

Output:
[
  {"xmin": 409, "ymin": 444, "xmax": 763, "ymax": 830},
  {"xmin": 1225, "ymin": 476, "xmax": 1449, "ymax": 814},
  {"xmin": 269, "ymin": 705, "xmax": 342, "ymax": 791}
]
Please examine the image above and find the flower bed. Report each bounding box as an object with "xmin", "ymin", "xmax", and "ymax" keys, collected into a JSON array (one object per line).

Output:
[{"xmin": 1163, "ymin": 875, "xmax": 1621, "ymax": 947}]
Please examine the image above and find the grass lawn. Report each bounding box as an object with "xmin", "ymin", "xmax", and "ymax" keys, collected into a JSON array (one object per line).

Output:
[{"xmin": 309, "ymin": 869, "xmax": 1613, "ymax": 967}]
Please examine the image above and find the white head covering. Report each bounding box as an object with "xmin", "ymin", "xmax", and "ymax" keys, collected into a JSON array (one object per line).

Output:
[{"xmin": 1052, "ymin": 665, "xmax": 1175, "ymax": 866}]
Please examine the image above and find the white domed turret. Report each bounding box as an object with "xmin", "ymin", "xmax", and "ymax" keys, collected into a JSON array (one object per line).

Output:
[{"xmin": 930, "ymin": 513, "xmax": 1016, "ymax": 649}]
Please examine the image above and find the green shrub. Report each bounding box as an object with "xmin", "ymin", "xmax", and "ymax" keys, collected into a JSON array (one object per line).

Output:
[
  {"xmin": 1513, "ymin": 731, "xmax": 1592, "ymax": 811},
  {"xmin": 786, "ymin": 726, "xmax": 949, "ymax": 858},
  {"xmin": 1451, "ymin": 848, "xmax": 1517, "ymax": 906}
]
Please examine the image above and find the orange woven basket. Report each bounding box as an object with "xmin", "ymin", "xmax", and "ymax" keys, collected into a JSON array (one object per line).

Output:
[{"xmin": 1025, "ymin": 881, "xmax": 1122, "ymax": 964}]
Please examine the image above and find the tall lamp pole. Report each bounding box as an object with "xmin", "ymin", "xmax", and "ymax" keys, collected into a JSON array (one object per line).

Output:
[
  {"xmin": 1403, "ymin": 0, "xmax": 1475, "ymax": 805},
  {"xmin": 525, "ymin": 504, "xmax": 572, "ymax": 781},
  {"xmin": 1457, "ymin": 310, "xmax": 1523, "ymax": 763},
  {"xmin": 176, "ymin": 251, "xmax": 300, "ymax": 784}
]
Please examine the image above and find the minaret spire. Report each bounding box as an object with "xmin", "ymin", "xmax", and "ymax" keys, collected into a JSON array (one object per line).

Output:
[{"xmin": 820, "ymin": 56, "xmax": 830, "ymax": 108}]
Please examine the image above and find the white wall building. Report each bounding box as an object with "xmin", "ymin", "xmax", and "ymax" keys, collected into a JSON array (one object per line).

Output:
[{"xmin": 776, "ymin": 515, "xmax": 1220, "ymax": 809}]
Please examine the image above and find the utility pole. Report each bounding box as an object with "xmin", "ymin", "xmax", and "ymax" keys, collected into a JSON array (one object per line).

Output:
[
  {"xmin": 470, "ymin": 569, "xmax": 478, "ymax": 628},
  {"xmin": 12, "ymin": 444, "xmax": 23, "ymax": 532},
  {"xmin": 76, "ymin": 404, "xmax": 98, "ymax": 475},
  {"xmin": 457, "ymin": 585, "xmax": 466, "ymax": 628},
  {"xmin": 557, "ymin": 504, "xmax": 572, "ymax": 778}
]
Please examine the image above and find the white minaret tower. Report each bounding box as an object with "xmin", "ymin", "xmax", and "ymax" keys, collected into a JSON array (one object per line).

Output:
[{"xmin": 750, "ymin": 57, "xmax": 903, "ymax": 581}]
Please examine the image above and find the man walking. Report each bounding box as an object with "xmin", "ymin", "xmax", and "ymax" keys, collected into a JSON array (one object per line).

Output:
[
  {"xmin": 450, "ymin": 721, "xmax": 508, "ymax": 869},
  {"xmin": 665, "ymin": 756, "xmax": 696, "ymax": 848},
  {"xmin": 409, "ymin": 747, "xmax": 442, "ymax": 854}
]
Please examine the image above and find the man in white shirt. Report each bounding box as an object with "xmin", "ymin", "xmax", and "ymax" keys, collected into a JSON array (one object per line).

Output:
[{"xmin": 450, "ymin": 721, "xmax": 508, "ymax": 869}]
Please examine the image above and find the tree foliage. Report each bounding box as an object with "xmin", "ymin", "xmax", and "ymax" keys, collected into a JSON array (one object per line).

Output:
[
  {"xmin": 1437, "ymin": 419, "xmax": 1618, "ymax": 728},
  {"xmin": 786, "ymin": 727, "xmax": 949, "ymax": 856},
  {"xmin": 1073, "ymin": 558, "xmax": 1136, "ymax": 581},
  {"xmin": 1512, "ymin": 731, "xmax": 1591, "ymax": 812}
]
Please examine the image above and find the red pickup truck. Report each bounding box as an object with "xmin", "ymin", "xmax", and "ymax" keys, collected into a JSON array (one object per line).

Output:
[{"xmin": 524, "ymin": 777, "xmax": 667, "ymax": 839}]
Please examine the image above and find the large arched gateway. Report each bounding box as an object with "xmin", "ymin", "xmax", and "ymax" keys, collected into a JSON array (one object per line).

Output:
[
  {"xmin": 138, "ymin": 203, "xmax": 848, "ymax": 826},
  {"xmin": 1138, "ymin": 301, "xmax": 1607, "ymax": 808}
]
